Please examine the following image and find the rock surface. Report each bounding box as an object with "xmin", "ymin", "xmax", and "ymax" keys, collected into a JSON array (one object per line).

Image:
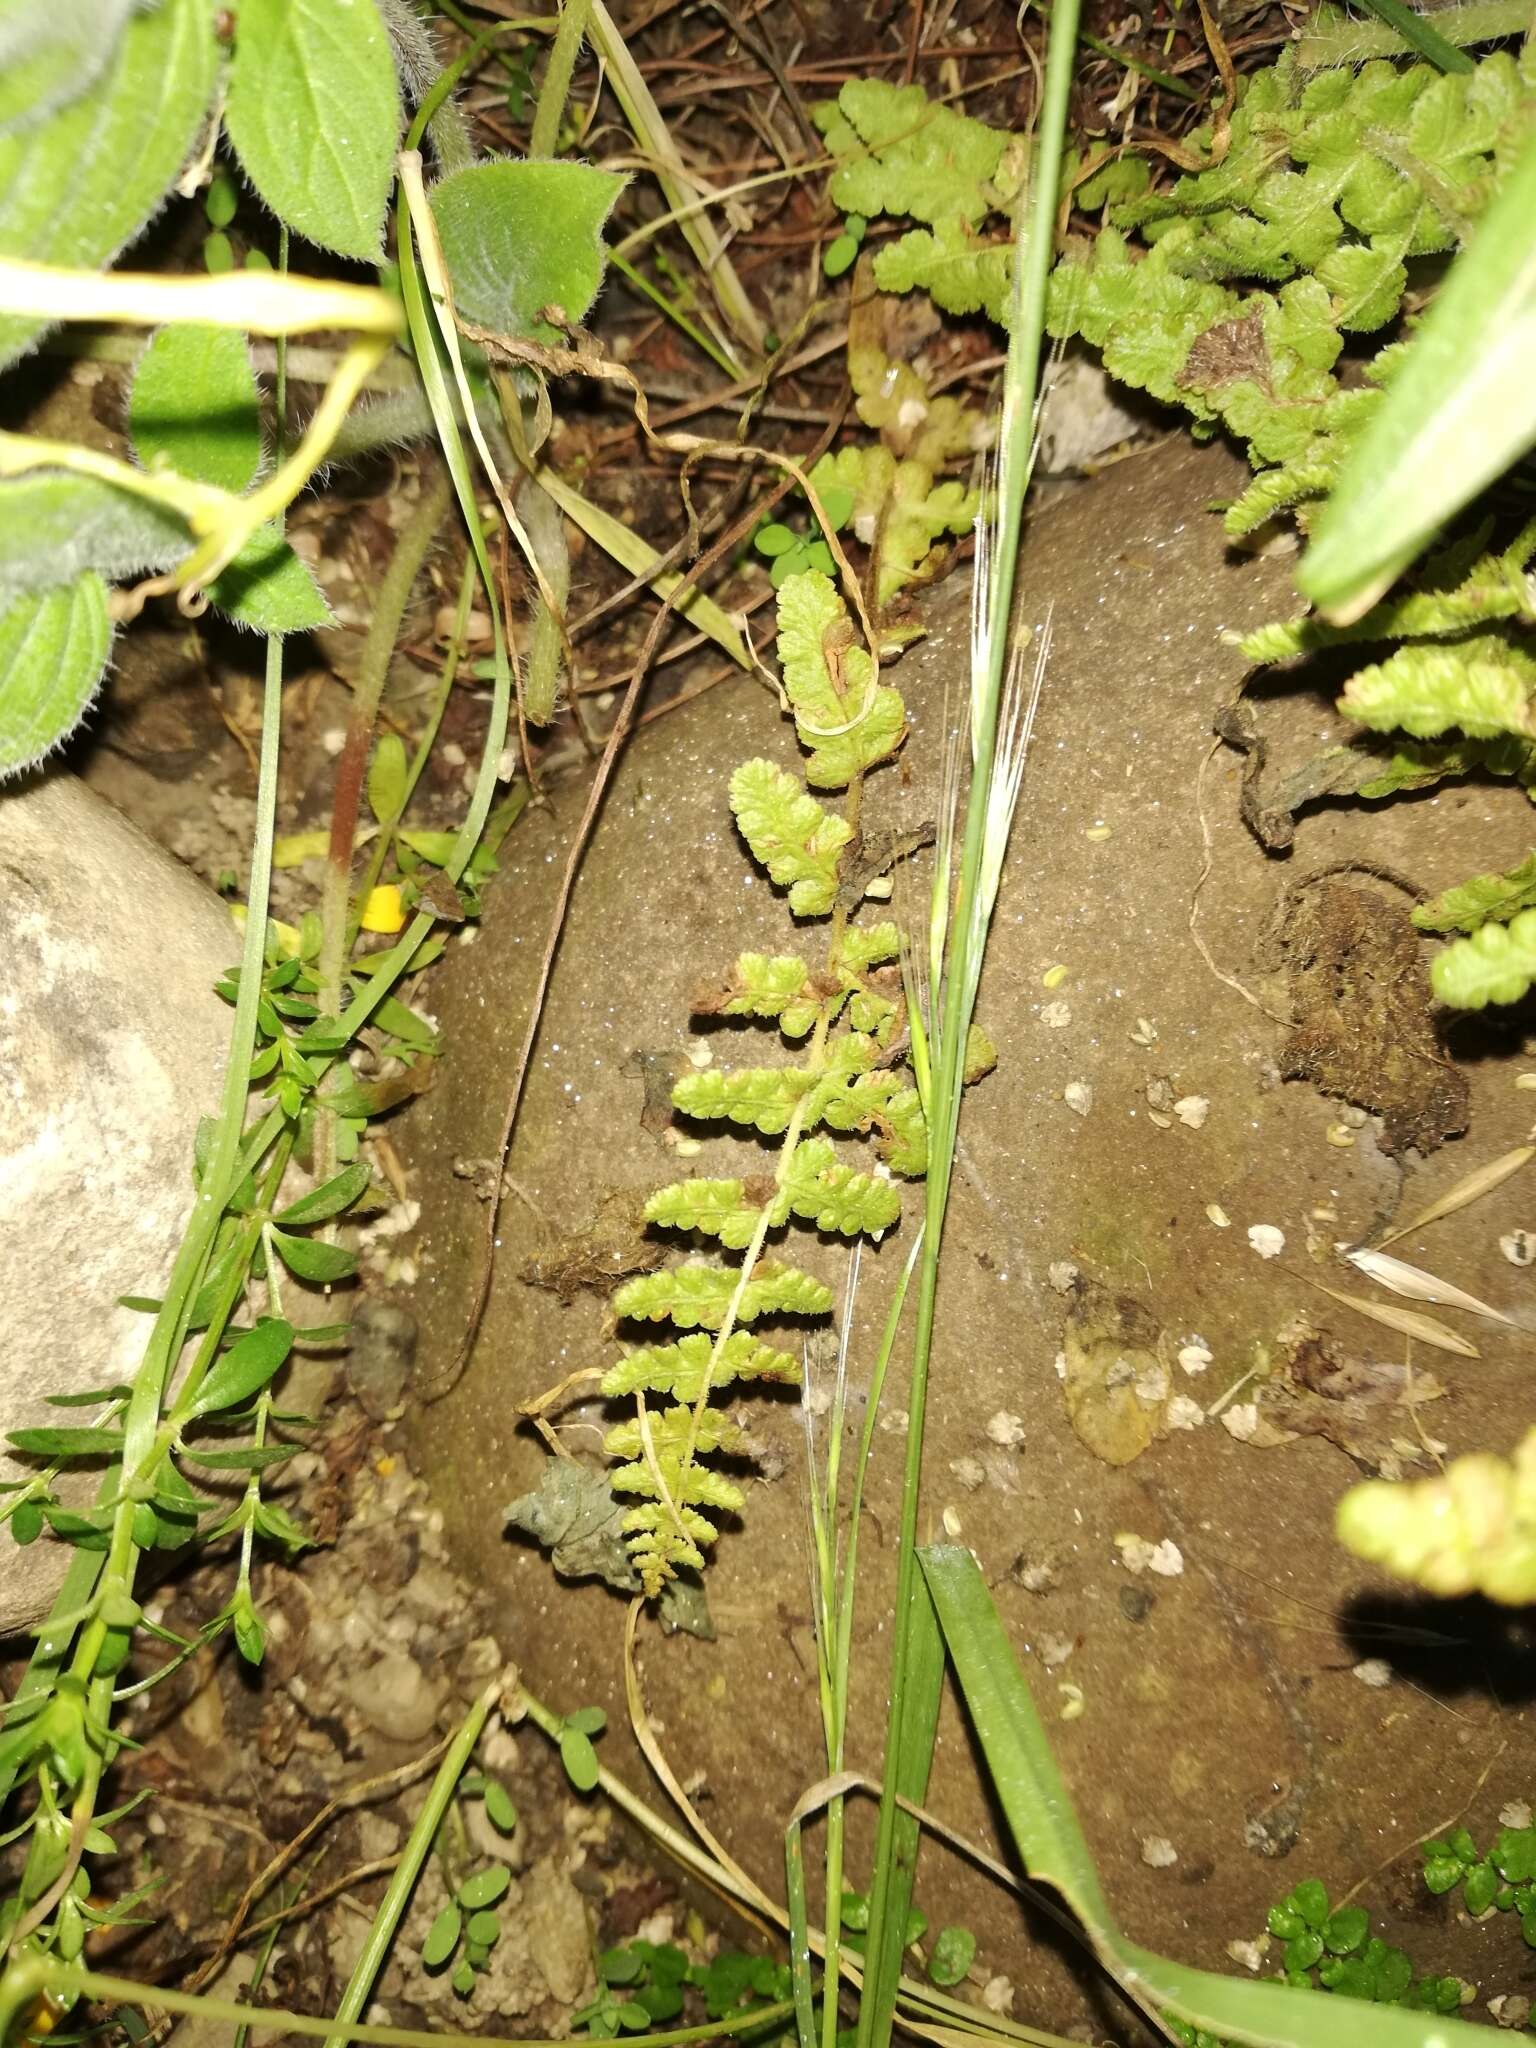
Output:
[
  {"xmin": 0, "ymin": 772, "xmax": 238, "ymax": 1632},
  {"xmin": 394, "ymin": 442, "xmax": 1536, "ymax": 2025}
]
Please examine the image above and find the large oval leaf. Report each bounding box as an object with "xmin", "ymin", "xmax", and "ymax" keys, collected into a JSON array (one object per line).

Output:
[
  {"xmin": 0, "ymin": 573, "xmax": 111, "ymax": 777},
  {"xmin": 0, "ymin": 0, "xmax": 218, "ymax": 368},
  {"xmin": 225, "ymin": 0, "xmax": 401, "ymax": 261},
  {"xmin": 429, "ymin": 159, "xmax": 626, "ymax": 344}
]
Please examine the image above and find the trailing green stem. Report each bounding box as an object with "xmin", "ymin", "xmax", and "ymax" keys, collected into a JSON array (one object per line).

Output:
[{"xmin": 529, "ymin": 0, "xmax": 592, "ymax": 156}]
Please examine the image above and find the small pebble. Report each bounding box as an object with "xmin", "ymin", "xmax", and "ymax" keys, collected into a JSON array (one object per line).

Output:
[
  {"xmin": 1206, "ymin": 1202, "xmax": 1231, "ymax": 1228},
  {"xmin": 1085, "ymin": 823, "xmax": 1112, "ymax": 842},
  {"xmin": 949, "ymin": 1456, "xmax": 986, "ymax": 1491},
  {"xmin": 1175, "ymin": 1095, "xmax": 1210, "ymax": 1130},
  {"xmin": 1247, "ymin": 1223, "xmax": 1285, "ymax": 1259},
  {"xmin": 1041, "ymin": 1000, "xmax": 1072, "ymax": 1028},
  {"xmin": 1140, "ymin": 1836, "xmax": 1178, "ymax": 1869},
  {"xmin": 982, "ymin": 1978, "xmax": 1015, "ymax": 2016},
  {"xmin": 1130, "ymin": 1017, "xmax": 1159, "ymax": 1047},
  {"xmin": 942, "ymin": 1505, "xmax": 963, "ymax": 1537},
  {"xmin": 1517, "ymin": 1074, "xmax": 1536, "ymax": 1092},
  {"xmin": 1489, "ymin": 1996, "xmax": 1532, "ymax": 2031},
  {"xmin": 1178, "ymin": 1341, "xmax": 1213, "ymax": 1376},
  {"xmin": 1167, "ymin": 1394, "xmax": 1205, "ymax": 1430},
  {"xmin": 1500, "ymin": 1230, "xmax": 1535, "ymax": 1266},
  {"xmin": 1353, "ymin": 1658, "xmax": 1393, "ymax": 1688},
  {"xmin": 1064, "ymin": 1080, "xmax": 1093, "ymax": 1117},
  {"xmin": 1119, "ymin": 1585, "xmax": 1155, "ymax": 1624},
  {"xmin": 1048, "ymin": 1260, "xmax": 1080, "ymax": 1294},
  {"xmin": 1499, "ymin": 1799, "xmax": 1532, "ymax": 1829},
  {"xmin": 1227, "ymin": 1939, "xmax": 1268, "ymax": 1974},
  {"xmin": 1325, "ymin": 1122, "xmax": 1356, "ymax": 1148},
  {"xmin": 1221, "ymin": 1402, "xmax": 1260, "ymax": 1441},
  {"xmin": 1038, "ymin": 1633, "xmax": 1075, "ymax": 1669}
]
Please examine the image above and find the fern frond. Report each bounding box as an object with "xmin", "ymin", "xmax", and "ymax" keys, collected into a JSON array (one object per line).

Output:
[
  {"xmin": 613, "ymin": 1259, "xmax": 834, "ymax": 1329},
  {"xmin": 775, "ymin": 570, "xmax": 908, "ymax": 784},
  {"xmin": 1339, "ymin": 636, "xmax": 1536, "ymax": 740},
  {"xmin": 600, "ymin": 1330, "xmax": 801, "ymax": 1400},
  {"xmin": 729, "ymin": 758, "xmax": 851, "ymax": 915},
  {"xmin": 673, "ymin": 1061, "xmax": 814, "ymax": 1134},
  {"xmin": 620, "ymin": 1505, "xmax": 712, "ymax": 1589},
  {"xmin": 809, "ymin": 448, "xmax": 977, "ymax": 604},
  {"xmin": 697, "ymin": 950, "xmax": 823, "ymax": 1035},
  {"xmin": 604, "ymin": 1402, "xmax": 743, "ymax": 1463},
  {"xmin": 1428, "ymin": 907, "xmax": 1536, "ymax": 1008},
  {"xmin": 1239, "ymin": 519, "xmax": 1536, "ymax": 662},
  {"xmin": 1413, "ymin": 849, "xmax": 1536, "ymax": 935},
  {"xmin": 646, "ymin": 1175, "xmax": 778, "ymax": 1249},
  {"xmin": 839, "ymin": 922, "xmax": 902, "ymax": 970},
  {"xmin": 782, "ymin": 1137, "xmax": 903, "ymax": 1236},
  {"xmin": 814, "ymin": 78, "xmax": 1023, "ymax": 229},
  {"xmin": 1358, "ymin": 735, "xmax": 1536, "ymax": 800},
  {"xmin": 1336, "ymin": 1428, "xmax": 1536, "ymax": 1605}
]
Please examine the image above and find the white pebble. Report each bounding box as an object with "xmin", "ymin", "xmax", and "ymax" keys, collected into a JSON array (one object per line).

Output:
[
  {"xmin": 1178, "ymin": 1341, "xmax": 1213, "ymax": 1376},
  {"xmin": 1499, "ymin": 1800, "xmax": 1533, "ymax": 1828},
  {"xmin": 1206, "ymin": 1203, "xmax": 1231, "ymax": 1228},
  {"xmin": 1221, "ymin": 1402, "xmax": 1260, "ymax": 1441},
  {"xmin": 1140, "ymin": 1836, "xmax": 1178, "ymax": 1868},
  {"xmin": 942, "ymin": 1505, "xmax": 963, "ymax": 1538},
  {"xmin": 949, "ymin": 1457, "xmax": 986, "ymax": 1492},
  {"xmin": 1064, "ymin": 1080, "xmax": 1093, "ymax": 1117},
  {"xmin": 1167, "ymin": 1395, "xmax": 1206, "ymax": 1431},
  {"xmin": 1500, "ymin": 1230, "xmax": 1535, "ymax": 1267},
  {"xmin": 1174, "ymin": 1095, "xmax": 1210, "ymax": 1129},
  {"xmin": 1041, "ymin": 1001, "xmax": 1072, "ymax": 1028},
  {"xmin": 1048, "ymin": 1260, "xmax": 1079, "ymax": 1294},
  {"xmin": 1353, "ymin": 1658, "xmax": 1393, "ymax": 1688},
  {"xmin": 1247, "ymin": 1223, "xmax": 1285, "ymax": 1259}
]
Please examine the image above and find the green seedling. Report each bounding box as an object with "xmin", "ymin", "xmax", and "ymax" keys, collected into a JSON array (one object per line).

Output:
[{"xmin": 753, "ymin": 484, "xmax": 856, "ymax": 587}]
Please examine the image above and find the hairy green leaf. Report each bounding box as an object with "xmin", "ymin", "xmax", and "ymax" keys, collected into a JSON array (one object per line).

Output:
[
  {"xmin": 268, "ymin": 1228, "xmax": 357, "ymax": 1284},
  {"xmin": 612, "ymin": 1260, "xmax": 833, "ymax": 1330},
  {"xmin": 775, "ymin": 571, "xmax": 907, "ymax": 785},
  {"xmin": 7, "ymin": 1425, "xmax": 122, "ymax": 1460},
  {"xmin": 1413, "ymin": 849, "xmax": 1536, "ymax": 934},
  {"xmin": 0, "ymin": 573, "xmax": 111, "ymax": 778},
  {"xmin": 0, "ymin": 0, "xmax": 136, "ymax": 136},
  {"xmin": 0, "ymin": 0, "xmax": 218, "ymax": 368},
  {"xmin": 1429, "ymin": 906, "xmax": 1536, "ymax": 1007},
  {"xmin": 226, "ymin": 0, "xmax": 401, "ymax": 260},
  {"xmin": 0, "ymin": 573, "xmax": 112, "ymax": 778},
  {"xmin": 600, "ymin": 1331, "xmax": 802, "ymax": 1401},
  {"xmin": 730, "ymin": 757, "xmax": 851, "ymax": 916},
  {"xmin": 0, "ymin": 473, "xmax": 189, "ymax": 604},
  {"xmin": 429, "ymin": 159, "xmax": 626, "ymax": 344},
  {"xmin": 1338, "ymin": 635, "xmax": 1536, "ymax": 739},
  {"xmin": 275, "ymin": 1162, "xmax": 373, "ymax": 1227},
  {"xmin": 207, "ymin": 521, "xmax": 332, "ymax": 633},
  {"xmin": 130, "ymin": 325, "xmax": 263, "ymax": 496}
]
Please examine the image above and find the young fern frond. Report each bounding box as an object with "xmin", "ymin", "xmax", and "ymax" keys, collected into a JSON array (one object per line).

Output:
[{"xmin": 588, "ymin": 563, "xmax": 946, "ymax": 1597}]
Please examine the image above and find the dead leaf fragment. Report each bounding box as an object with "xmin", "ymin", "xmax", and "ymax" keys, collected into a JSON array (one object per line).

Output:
[{"xmin": 1060, "ymin": 1282, "xmax": 1170, "ymax": 1466}]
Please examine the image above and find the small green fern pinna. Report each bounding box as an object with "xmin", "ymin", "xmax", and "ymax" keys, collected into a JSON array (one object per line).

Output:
[{"xmin": 599, "ymin": 568, "xmax": 935, "ymax": 1597}]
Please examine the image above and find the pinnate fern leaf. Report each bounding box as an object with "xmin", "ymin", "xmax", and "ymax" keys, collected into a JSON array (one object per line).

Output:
[
  {"xmin": 839, "ymin": 922, "xmax": 902, "ymax": 970},
  {"xmin": 809, "ymin": 448, "xmax": 976, "ymax": 604},
  {"xmin": 1428, "ymin": 907, "xmax": 1536, "ymax": 1008},
  {"xmin": 775, "ymin": 571, "xmax": 907, "ymax": 785},
  {"xmin": 1336, "ymin": 1428, "xmax": 1536, "ymax": 1604},
  {"xmin": 1413, "ymin": 850, "xmax": 1536, "ymax": 935},
  {"xmin": 703, "ymin": 951, "xmax": 823, "ymax": 1035},
  {"xmin": 673, "ymin": 1061, "xmax": 814, "ymax": 1135},
  {"xmin": 781, "ymin": 1138, "xmax": 903, "ymax": 1236},
  {"xmin": 613, "ymin": 1260, "xmax": 834, "ymax": 1329},
  {"xmin": 1239, "ymin": 519, "xmax": 1536, "ymax": 663},
  {"xmin": 875, "ymin": 220, "xmax": 1011, "ymax": 323},
  {"xmin": 730, "ymin": 757, "xmax": 851, "ymax": 916},
  {"xmin": 601, "ymin": 1331, "xmax": 801, "ymax": 1401},
  {"xmin": 813, "ymin": 79, "xmax": 1023, "ymax": 229},
  {"xmin": 646, "ymin": 1176, "xmax": 774, "ymax": 1250},
  {"xmin": 1339, "ymin": 636, "xmax": 1536, "ymax": 740}
]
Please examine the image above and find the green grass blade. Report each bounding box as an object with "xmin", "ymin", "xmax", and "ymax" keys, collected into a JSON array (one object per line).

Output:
[
  {"xmin": 1298, "ymin": 125, "xmax": 1536, "ymax": 622},
  {"xmin": 784, "ymin": 1819, "xmax": 820, "ymax": 2048},
  {"xmin": 857, "ymin": 1570, "xmax": 944, "ymax": 2048},
  {"xmin": 919, "ymin": 1544, "xmax": 1495, "ymax": 2048},
  {"xmin": 1353, "ymin": 0, "xmax": 1473, "ymax": 70}
]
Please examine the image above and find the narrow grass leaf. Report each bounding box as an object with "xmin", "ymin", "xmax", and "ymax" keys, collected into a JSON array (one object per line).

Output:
[
  {"xmin": 1309, "ymin": 1280, "xmax": 1480, "ymax": 1357},
  {"xmin": 921, "ymin": 1544, "xmax": 1495, "ymax": 2048},
  {"xmin": 1376, "ymin": 1143, "xmax": 1534, "ymax": 1248},
  {"xmin": 1341, "ymin": 1247, "xmax": 1515, "ymax": 1325}
]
